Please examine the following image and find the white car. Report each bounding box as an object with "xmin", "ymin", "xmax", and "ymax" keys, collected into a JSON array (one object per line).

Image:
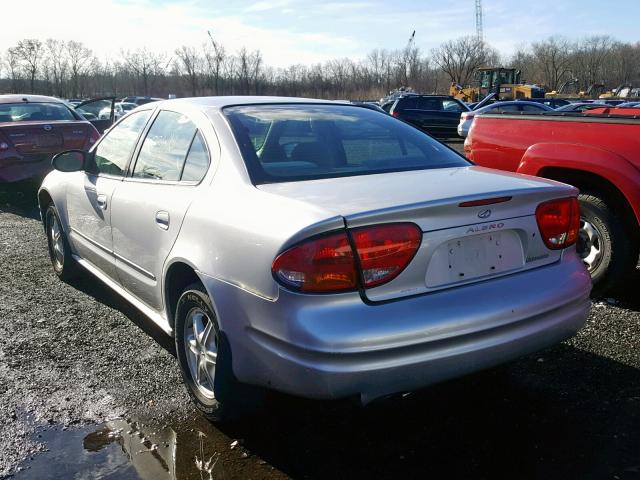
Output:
[{"xmin": 98, "ymin": 102, "xmax": 137, "ymax": 121}]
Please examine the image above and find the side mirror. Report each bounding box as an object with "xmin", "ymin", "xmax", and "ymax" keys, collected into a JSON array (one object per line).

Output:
[{"xmin": 52, "ymin": 150, "xmax": 86, "ymax": 172}]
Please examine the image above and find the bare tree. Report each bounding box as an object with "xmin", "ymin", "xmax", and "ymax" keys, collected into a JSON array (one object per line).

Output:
[
  {"xmin": 14, "ymin": 39, "xmax": 44, "ymax": 92},
  {"xmin": 46, "ymin": 39, "xmax": 69, "ymax": 97},
  {"xmin": 175, "ymin": 46, "xmax": 201, "ymax": 96},
  {"xmin": 67, "ymin": 41, "xmax": 93, "ymax": 97},
  {"xmin": 432, "ymin": 36, "xmax": 497, "ymax": 87},
  {"xmin": 531, "ymin": 36, "xmax": 572, "ymax": 90}
]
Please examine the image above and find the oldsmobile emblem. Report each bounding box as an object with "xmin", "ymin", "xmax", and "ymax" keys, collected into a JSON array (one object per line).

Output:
[
  {"xmin": 43, "ymin": 125, "xmax": 52, "ymax": 131},
  {"xmin": 478, "ymin": 209, "xmax": 491, "ymax": 219}
]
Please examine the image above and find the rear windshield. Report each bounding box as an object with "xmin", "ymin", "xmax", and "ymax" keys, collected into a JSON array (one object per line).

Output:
[
  {"xmin": 0, "ymin": 103, "xmax": 76, "ymax": 122},
  {"xmin": 224, "ymin": 104, "xmax": 469, "ymax": 184}
]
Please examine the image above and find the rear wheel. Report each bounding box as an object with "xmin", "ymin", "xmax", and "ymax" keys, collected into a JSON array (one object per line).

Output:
[
  {"xmin": 45, "ymin": 204, "xmax": 79, "ymax": 281},
  {"xmin": 174, "ymin": 283, "xmax": 263, "ymax": 422},
  {"xmin": 577, "ymin": 193, "xmax": 638, "ymax": 296}
]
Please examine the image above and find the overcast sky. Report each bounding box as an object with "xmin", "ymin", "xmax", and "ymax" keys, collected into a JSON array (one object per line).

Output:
[{"xmin": 1, "ymin": 0, "xmax": 638, "ymax": 67}]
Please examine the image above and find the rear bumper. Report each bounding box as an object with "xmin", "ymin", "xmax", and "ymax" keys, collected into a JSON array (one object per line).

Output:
[
  {"xmin": 202, "ymin": 251, "xmax": 591, "ymax": 403},
  {"xmin": 0, "ymin": 154, "xmax": 52, "ymax": 183}
]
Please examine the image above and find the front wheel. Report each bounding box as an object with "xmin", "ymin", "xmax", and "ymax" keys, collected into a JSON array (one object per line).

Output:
[
  {"xmin": 577, "ymin": 193, "xmax": 639, "ymax": 296},
  {"xmin": 174, "ymin": 283, "xmax": 263, "ymax": 422}
]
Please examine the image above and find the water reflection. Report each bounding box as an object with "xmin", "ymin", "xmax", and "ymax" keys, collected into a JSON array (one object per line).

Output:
[{"xmin": 14, "ymin": 416, "xmax": 272, "ymax": 480}]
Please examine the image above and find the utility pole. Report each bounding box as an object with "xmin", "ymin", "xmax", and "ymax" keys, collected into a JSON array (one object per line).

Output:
[{"xmin": 475, "ymin": 0, "xmax": 484, "ymax": 42}]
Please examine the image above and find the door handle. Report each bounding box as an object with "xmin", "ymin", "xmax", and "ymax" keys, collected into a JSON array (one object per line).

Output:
[
  {"xmin": 96, "ymin": 194, "xmax": 107, "ymax": 210},
  {"xmin": 155, "ymin": 211, "xmax": 170, "ymax": 230}
]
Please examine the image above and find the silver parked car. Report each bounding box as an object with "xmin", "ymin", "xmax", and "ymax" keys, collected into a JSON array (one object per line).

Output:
[
  {"xmin": 39, "ymin": 97, "xmax": 591, "ymax": 420},
  {"xmin": 457, "ymin": 101, "xmax": 553, "ymax": 138}
]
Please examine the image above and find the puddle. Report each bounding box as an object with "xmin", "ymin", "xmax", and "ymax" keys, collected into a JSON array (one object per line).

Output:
[{"xmin": 13, "ymin": 416, "xmax": 279, "ymax": 479}]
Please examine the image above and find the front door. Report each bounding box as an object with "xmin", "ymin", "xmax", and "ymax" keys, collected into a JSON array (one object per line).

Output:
[
  {"xmin": 110, "ymin": 110, "xmax": 211, "ymax": 311},
  {"xmin": 66, "ymin": 109, "xmax": 153, "ymax": 279},
  {"xmin": 75, "ymin": 97, "xmax": 116, "ymax": 134}
]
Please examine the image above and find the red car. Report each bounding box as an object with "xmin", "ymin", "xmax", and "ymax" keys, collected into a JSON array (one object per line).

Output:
[
  {"xmin": 0, "ymin": 95, "xmax": 113, "ymax": 183},
  {"xmin": 464, "ymin": 109, "xmax": 640, "ymax": 295}
]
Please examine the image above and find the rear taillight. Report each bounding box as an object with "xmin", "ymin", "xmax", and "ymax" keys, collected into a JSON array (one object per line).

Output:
[
  {"xmin": 272, "ymin": 223, "xmax": 422, "ymax": 293},
  {"xmin": 272, "ymin": 231, "xmax": 357, "ymax": 293},
  {"xmin": 535, "ymin": 197, "xmax": 580, "ymax": 250},
  {"xmin": 351, "ymin": 223, "xmax": 422, "ymax": 288},
  {"xmin": 88, "ymin": 130, "xmax": 100, "ymax": 145}
]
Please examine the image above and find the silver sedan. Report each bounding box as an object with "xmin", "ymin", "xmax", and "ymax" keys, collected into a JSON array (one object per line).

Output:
[{"xmin": 39, "ymin": 97, "xmax": 591, "ymax": 420}]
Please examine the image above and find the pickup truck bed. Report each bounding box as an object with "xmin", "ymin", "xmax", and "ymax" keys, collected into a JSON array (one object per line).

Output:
[{"xmin": 464, "ymin": 111, "xmax": 640, "ymax": 295}]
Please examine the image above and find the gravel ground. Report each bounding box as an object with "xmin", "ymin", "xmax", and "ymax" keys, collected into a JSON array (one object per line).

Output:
[{"xmin": 0, "ymin": 179, "xmax": 639, "ymax": 480}]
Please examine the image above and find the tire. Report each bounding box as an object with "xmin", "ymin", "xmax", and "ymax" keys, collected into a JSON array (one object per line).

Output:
[
  {"xmin": 174, "ymin": 283, "xmax": 263, "ymax": 422},
  {"xmin": 44, "ymin": 204, "xmax": 79, "ymax": 281},
  {"xmin": 577, "ymin": 193, "xmax": 639, "ymax": 296}
]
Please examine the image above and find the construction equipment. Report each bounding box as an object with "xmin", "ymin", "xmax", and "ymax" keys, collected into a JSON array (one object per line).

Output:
[
  {"xmin": 599, "ymin": 84, "xmax": 640, "ymax": 100},
  {"xmin": 449, "ymin": 67, "xmax": 545, "ymax": 103},
  {"xmin": 546, "ymin": 79, "xmax": 605, "ymax": 100}
]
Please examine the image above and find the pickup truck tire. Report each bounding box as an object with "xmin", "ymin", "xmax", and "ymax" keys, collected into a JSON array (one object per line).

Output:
[{"xmin": 578, "ymin": 193, "xmax": 638, "ymax": 296}]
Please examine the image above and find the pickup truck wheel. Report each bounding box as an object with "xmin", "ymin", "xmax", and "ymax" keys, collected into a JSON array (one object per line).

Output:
[
  {"xmin": 175, "ymin": 283, "xmax": 263, "ymax": 422},
  {"xmin": 577, "ymin": 193, "xmax": 638, "ymax": 296}
]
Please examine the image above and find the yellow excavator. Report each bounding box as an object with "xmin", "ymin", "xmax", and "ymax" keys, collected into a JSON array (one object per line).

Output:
[
  {"xmin": 546, "ymin": 79, "xmax": 605, "ymax": 99},
  {"xmin": 449, "ymin": 67, "xmax": 545, "ymax": 103}
]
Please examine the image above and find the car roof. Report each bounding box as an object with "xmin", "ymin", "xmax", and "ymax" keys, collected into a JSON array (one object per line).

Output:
[
  {"xmin": 0, "ymin": 94, "xmax": 65, "ymax": 105},
  {"xmin": 152, "ymin": 96, "xmax": 338, "ymax": 112},
  {"xmin": 475, "ymin": 100, "xmax": 551, "ymax": 113}
]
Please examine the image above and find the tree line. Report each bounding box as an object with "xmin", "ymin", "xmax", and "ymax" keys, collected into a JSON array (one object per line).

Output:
[{"xmin": 1, "ymin": 35, "xmax": 638, "ymax": 101}]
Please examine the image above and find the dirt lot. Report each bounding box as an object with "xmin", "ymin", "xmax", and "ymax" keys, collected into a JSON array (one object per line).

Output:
[{"xmin": 1, "ymin": 176, "xmax": 639, "ymax": 480}]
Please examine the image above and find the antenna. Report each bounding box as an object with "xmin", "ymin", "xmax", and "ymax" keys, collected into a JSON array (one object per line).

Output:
[{"xmin": 475, "ymin": 0, "xmax": 483, "ymax": 42}]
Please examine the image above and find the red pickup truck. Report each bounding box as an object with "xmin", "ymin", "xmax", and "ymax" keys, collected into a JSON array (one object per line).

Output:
[{"xmin": 464, "ymin": 109, "xmax": 640, "ymax": 295}]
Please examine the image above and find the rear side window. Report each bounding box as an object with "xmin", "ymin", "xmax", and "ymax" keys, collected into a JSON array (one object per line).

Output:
[
  {"xmin": 181, "ymin": 131, "xmax": 209, "ymax": 182},
  {"xmin": 225, "ymin": 104, "xmax": 469, "ymax": 184},
  {"xmin": 90, "ymin": 110, "xmax": 152, "ymax": 176},
  {"xmin": 416, "ymin": 97, "xmax": 442, "ymax": 110},
  {"xmin": 442, "ymin": 100, "xmax": 464, "ymax": 112},
  {"xmin": 133, "ymin": 111, "xmax": 196, "ymax": 181}
]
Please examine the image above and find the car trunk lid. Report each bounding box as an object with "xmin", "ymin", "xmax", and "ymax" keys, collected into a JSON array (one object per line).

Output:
[
  {"xmin": 0, "ymin": 120, "xmax": 92, "ymax": 155},
  {"xmin": 258, "ymin": 166, "xmax": 576, "ymax": 301}
]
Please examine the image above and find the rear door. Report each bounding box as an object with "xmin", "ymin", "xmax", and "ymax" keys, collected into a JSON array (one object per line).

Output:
[
  {"xmin": 110, "ymin": 109, "xmax": 212, "ymax": 311},
  {"xmin": 65, "ymin": 109, "xmax": 153, "ymax": 279},
  {"xmin": 75, "ymin": 97, "xmax": 116, "ymax": 134}
]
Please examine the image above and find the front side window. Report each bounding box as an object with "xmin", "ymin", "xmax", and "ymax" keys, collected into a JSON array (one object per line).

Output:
[
  {"xmin": 89, "ymin": 110, "xmax": 152, "ymax": 176},
  {"xmin": 225, "ymin": 104, "xmax": 469, "ymax": 184},
  {"xmin": 133, "ymin": 110, "xmax": 196, "ymax": 181}
]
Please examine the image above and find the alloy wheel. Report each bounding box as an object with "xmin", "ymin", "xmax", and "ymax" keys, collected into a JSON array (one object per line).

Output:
[
  {"xmin": 579, "ymin": 218, "xmax": 603, "ymax": 272},
  {"xmin": 184, "ymin": 307, "xmax": 218, "ymax": 399}
]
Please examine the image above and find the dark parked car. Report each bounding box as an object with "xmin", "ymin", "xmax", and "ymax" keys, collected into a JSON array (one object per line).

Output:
[
  {"xmin": 0, "ymin": 95, "xmax": 107, "ymax": 183},
  {"xmin": 389, "ymin": 95, "xmax": 470, "ymax": 137},
  {"xmin": 350, "ymin": 101, "xmax": 388, "ymax": 114}
]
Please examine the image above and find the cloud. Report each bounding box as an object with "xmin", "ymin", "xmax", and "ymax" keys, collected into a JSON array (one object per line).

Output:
[{"xmin": 245, "ymin": 0, "xmax": 291, "ymax": 12}]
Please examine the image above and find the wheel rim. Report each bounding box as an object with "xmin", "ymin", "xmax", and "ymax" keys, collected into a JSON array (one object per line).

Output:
[
  {"xmin": 48, "ymin": 213, "xmax": 64, "ymax": 270},
  {"xmin": 184, "ymin": 307, "xmax": 218, "ymax": 399},
  {"xmin": 578, "ymin": 218, "xmax": 603, "ymax": 272}
]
